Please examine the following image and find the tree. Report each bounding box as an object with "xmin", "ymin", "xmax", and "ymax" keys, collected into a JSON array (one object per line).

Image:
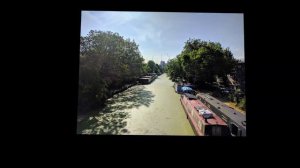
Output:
[
  {"xmin": 165, "ymin": 56, "xmax": 183, "ymax": 81},
  {"xmin": 147, "ymin": 60, "xmax": 157, "ymax": 73},
  {"xmin": 166, "ymin": 39, "xmax": 238, "ymax": 88},
  {"xmin": 78, "ymin": 30, "xmax": 145, "ymax": 114},
  {"xmin": 155, "ymin": 64, "xmax": 162, "ymax": 74}
]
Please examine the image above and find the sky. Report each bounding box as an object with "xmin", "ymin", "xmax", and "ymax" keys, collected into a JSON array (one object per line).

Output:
[{"xmin": 81, "ymin": 11, "xmax": 244, "ymax": 64}]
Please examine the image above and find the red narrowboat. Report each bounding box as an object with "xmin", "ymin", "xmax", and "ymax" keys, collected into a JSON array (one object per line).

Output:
[{"xmin": 180, "ymin": 93, "xmax": 231, "ymax": 136}]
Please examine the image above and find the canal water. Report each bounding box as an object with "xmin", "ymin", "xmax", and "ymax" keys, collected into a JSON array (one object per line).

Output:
[{"xmin": 77, "ymin": 73, "xmax": 194, "ymax": 135}]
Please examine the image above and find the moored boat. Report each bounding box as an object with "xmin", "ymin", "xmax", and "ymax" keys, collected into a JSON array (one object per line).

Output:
[
  {"xmin": 180, "ymin": 93, "xmax": 231, "ymax": 136},
  {"xmin": 138, "ymin": 73, "xmax": 157, "ymax": 84},
  {"xmin": 196, "ymin": 92, "xmax": 246, "ymax": 136}
]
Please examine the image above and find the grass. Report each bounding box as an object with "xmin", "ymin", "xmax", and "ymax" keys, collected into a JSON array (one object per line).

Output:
[
  {"xmin": 224, "ymin": 102, "xmax": 246, "ymax": 115},
  {"xmin": 198, "ymin": 90, "xmax": 246, "ymax": 115}
]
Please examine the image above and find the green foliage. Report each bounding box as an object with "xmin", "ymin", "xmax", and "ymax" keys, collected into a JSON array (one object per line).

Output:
[
  {"xmin": 78, "ymin": 30, "xmax": 145, "ymax": 114},
  {"xmin": 165, "ymin": 56, "xmax": 184, "ymax": 81},
  {"xmin": 155, "ymin": 64, "xmax": 162, "ymax": 74},
  {"xmin": 237, "ymin": 97, "xmax": 246, "ymax": 111},
  {"xmin": 147, "ymin": 60, "xmax": 156, "ymax": 73},
  {"xmin": 142, "ymin": 60, "xmax": 162, "ymax": 74},
  {"xmin": 166, "ymin": 38, "xmax": 238, "ymax": 87}
]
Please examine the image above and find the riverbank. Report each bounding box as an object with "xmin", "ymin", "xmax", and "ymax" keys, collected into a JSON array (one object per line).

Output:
[
  {"xmin": 77, "ymin": 73, "xmax": 194, "ymax": 135},
  {"xmin": 197, "ymin": 90, "xmax": 246, "ymax": 115}
]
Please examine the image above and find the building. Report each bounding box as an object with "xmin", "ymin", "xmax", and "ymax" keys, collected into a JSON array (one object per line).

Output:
[{"xmin": 160, "ymin": 61, "xmax": 166, "ymax": 70}]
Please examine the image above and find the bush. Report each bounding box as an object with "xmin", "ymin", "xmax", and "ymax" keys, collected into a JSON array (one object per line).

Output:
[{"xmin": 237, "ymin": 97, "xmax": 246, "ymax": 111}]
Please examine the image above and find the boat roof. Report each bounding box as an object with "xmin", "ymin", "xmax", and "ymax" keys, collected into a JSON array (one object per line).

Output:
[
  {"xmin": 197, "ymin": 93, "xmax": 246, "ymax": 128},
  {"xmin": 183, "ymin": 84, "xmax": 194, "ymax": 87},
  {"xmin": 184, "ymin": 93, "xmax": 197, "ymax": 99},
  {"xmin": 181, "ymin": 86, "xmax": 193, "ymax": 91},
  {"xmin": 182, "ymin": 95, "xmax": 227, "ymax": 126},
  {"xmin": 189, "ymin": 99, "xmax": 227, "ymax": 125}
]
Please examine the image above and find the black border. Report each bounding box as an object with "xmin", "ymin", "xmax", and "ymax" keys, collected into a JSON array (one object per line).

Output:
[
  {"xmin": 15, "ymin": 0, "xmax": 300, "ymax": 157},
  {"xmin": 47, "ymin": 0, "xmax": 263, "ymax": 150}
]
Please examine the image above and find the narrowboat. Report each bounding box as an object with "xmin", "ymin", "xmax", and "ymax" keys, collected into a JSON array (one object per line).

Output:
[
  {"xmin": 180, "ymin": 93, "xmax": 231, "ymax": 136},
  {"xmin": 196, "ymin": 93, "xmax": 246, "ymax": 136},
  {"xmin": 147, "ymin": 73, "xmax": 158, "ymax": 79},
  {"xmin": 138, "ymin": 77, "xmax": 152, "ymax": 84},
  {"xmin": 138, "ymin": 74, "xmax": 156, "ymax": 84},
  {"xmin": 174, "ymin": 82, "xmax": 195, "ymax": 94}
]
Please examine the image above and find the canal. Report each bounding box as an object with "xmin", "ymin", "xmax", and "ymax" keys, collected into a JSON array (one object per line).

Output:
[{"xmin": 77, "ymin": 73, "xmax": 194, "ymax": 135}]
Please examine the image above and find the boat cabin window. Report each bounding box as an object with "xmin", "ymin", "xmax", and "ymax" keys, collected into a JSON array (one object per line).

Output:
[
  {"xmin": 230, "ymin": 123, "xmax": 239, "ymax": 136},
  {"xmin": 205, "ymin": 125, "xmax": 230, "ymax": 136}
]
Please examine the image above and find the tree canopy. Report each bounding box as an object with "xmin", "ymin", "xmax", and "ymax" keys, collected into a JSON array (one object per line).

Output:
[
  {"xmin": 146, "ymin": 60, "xmax": 162, "ymax": 74},
  {"xmin": 79, "ymin": 30, "xmax": 145, "ymax": 113},
  {"xmin": 166, "ymin": 38, "xmax": 238, "ymax": 87}
]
